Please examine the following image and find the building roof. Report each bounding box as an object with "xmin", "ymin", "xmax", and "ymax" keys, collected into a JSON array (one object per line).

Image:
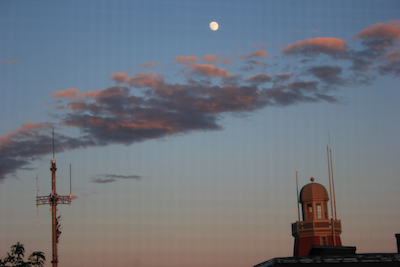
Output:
[
  {"xmin": 299, "ymin": 181, "xmax": 329, "ymax": 203},
  {"xmin": 253, "ymin": 253, "xmax": 400, "ymax": 267}
]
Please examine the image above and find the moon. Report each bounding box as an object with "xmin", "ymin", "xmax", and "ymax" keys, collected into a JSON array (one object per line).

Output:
[{"xmin": 210, "ymin": 21, "xmax": 219, "ymax": 31}]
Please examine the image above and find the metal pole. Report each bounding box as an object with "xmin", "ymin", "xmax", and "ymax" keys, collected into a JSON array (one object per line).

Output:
[
  {"xmin": 296, "ymin": 171, "xmax": 300, "ymax": 221},
  {"xmin": 330, "ymin": 150, "xmax": 337, "ymax": 220},
  {"xmin": 51, "ymin": 159, "xmax": 58, "ymax": 267},
  {"xmin": 327, "ymin": 146, "xmax": 336, "ymax": 246}
]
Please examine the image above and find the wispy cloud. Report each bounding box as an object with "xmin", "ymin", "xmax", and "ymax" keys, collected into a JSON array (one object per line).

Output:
[
  {"xmin": 140, "ymin": 62, "xmax": 161, "ymax": 68},
  {"xmin": 307, "ymin": 65, "xmax": 344, "ymax": 85},
  {"xmin": 240, "ymin": 49, "xmax": 270, "ymax": 59},
  {"xmin": 91, "ymin": 178, "xmax": 116, "ymax": 184},
  {"xmin": 101, "ymin": 174, "xmax": 141, "ymax": 180},
  {"xmin": 246, "ymin": 73, "xmax": 272, "ymax": 85},
  {"xmin": 91, "ymin": 174, "xmax": 141, "ymax": 184},
  {"xmin": 0, "ymin": 59, "xmax": 18, "ymax": 64},
  {"xmin": 202, "ymin": 54, "xmax": 231, "ymax": 64},
  {"xmin": 1, "ymin": 20, "xmax": 400, "ymax": 181},
  {"xmin": 0, "ymin": 123, "xmax": 96, "ymax": 180},
  {"xmin": 351, "ymin": 20, "xmax": 400, "ymax": 76},
  {"xmin": 281, "ymin": 37, "xmax": 349, "ymax": 58}
]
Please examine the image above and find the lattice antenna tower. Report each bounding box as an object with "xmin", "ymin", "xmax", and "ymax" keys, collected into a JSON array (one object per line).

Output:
[{"xmin": 36, "ymin": 129, "xmax": 73, "ymax": 267}]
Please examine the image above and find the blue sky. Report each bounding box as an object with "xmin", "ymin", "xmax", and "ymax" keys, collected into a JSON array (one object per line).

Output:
[{"xmin": 1, "ymin": 1, "xmax": 400, "ymax": 267}]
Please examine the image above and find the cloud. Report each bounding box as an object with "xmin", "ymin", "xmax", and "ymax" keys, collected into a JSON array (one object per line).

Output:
[
  {"xmin": 307, "ymin": 65, "xmax": 344, "ymax": 84},
  {"xmin": 378, "ymin": 51, "xmax": 400, "ymax": 76},
  {"xmin": 350, "ymin": 21, "xmax": 400, "ymax": 73},
  {"xmin": 241, "ymin": 60, "xmax": 268, "ymax": 72},
  {"xmin": 91, "ymin": 174, "xmax": 141, "ymax": 184},
  {"xmin": 261, "ymin": 81, "xmax": 337, "ymax": 106},
  {"xmin": 281, "ymin": 37, "xmax": 348, "ymax": 58},
  {"xmin": 111, "ymin": 72, "xmax": 168, "ymax": 90},
  {"xmin": 240, "ymin": 49, "xmax": 270, "ymax": 59},
  {"xmin": 353, "ymin": 21, "xmax": 400, "ymax": 41},
  {"xmin": 140, "ymin": 62, "xmax": 160, "ymax": 68},
  {"xmin": 273, "ymin": 73, "xmax": 292, "ymax": 84},
  {"xmin": 51, "ymin": 88, "xmax": 84, "ymax": 99},
  {"xmin": 175, "ymin": 55, "xmax": 198, "ymax": 65},
  {"xmin": 16, "ymin": 27, "xmax": 400, "ymax": 181},
  {"xmin": 202, "ymin": 54, "xmax": 231, "ymax": 64},
  {"xmin": 353, "ymin": 22, "xmax": 400, "ymax": 51},
  {"xmin": 175, "ymin": 55, "xmax": 233, "ymax": 78},
  {"xmin": 189, "ymin": 64, "xmax": 234, "ymax": 78},
  {"xmin": 107, "ymin": 174, "xmax": 141, "ymax": 179},
  {"xmin": 0, "ymin": 123, "xmax": 96, "ymax": 180},
  {"xmin": 246, "ymin": 73, "xmax": 272, "ymax": 84},
  {"xmin": 91, "ymin": 178, "xmax": 116, "ymax": 184},
  {"xmin": 0, "ymin": 59, "xmax": 18, "ymax": 64},
  {"xmin": 0, "ymin": 59, "xmax": 340, "ymax": 180}
]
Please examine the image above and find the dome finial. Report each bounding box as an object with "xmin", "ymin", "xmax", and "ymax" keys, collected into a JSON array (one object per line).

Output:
[{"xmin": 310, "ymin": 177, "xmax": 315, "ymax": 182}]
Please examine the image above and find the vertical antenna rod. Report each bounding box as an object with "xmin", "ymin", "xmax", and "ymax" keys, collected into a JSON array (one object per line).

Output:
[
  {"xmin": 327, "ymin": 145, "xmax": 336, "ymax": 246},
  {"xmin": 52, "ymin": 128, "xmax": 55, "ymax": 159},
  {"xmin": 69, "ymin": 164, "xmax": 72, "ymax": 200},
  {"xmin": 51, "ymin": 157, "xmax": 58, "ymax": 267},
  {"xmin": 330, "ymin": 149, "xmax": 337, "ymax": 220},
  {"xmin": 296, "ymin": 171, "xmax": 300, "ymax": 222},
  {"xmin": 36, "ymin": 173, "xmax": 39, "ymax": 227}
]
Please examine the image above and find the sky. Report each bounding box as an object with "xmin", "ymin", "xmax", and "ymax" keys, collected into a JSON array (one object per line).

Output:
[{"xmin": 1, "ymin": 0, "xmax": 400, "ymax": 266}]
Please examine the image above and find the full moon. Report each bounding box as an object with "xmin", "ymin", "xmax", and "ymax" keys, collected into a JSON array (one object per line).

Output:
[{"xmin": 210, "ymin": 21, "xmax": 219, "ymax": 31}]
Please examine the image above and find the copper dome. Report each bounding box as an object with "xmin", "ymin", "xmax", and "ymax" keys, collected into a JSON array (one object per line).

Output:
[{"xmin": 299, "ymin": 182, "xmax": 329, "ymax": 203}]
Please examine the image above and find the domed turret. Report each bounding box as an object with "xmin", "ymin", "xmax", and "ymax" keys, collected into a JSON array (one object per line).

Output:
[
  {"xmin": 300, "ymin": 181, "xmax": 329, "ymax": 203},
  {"xmin": 292, "ymin": 178, "xmax": 342, "ymax": 256},
  {"xmin": 299, "ymin": 179, "xmax": 330, "ymax": 221}
]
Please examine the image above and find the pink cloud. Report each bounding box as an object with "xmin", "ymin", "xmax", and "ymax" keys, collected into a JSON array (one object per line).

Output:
[
  {"xmin": 140, "ymin": 62, "xmax": 155, "ymax": 67},
  {"xmin": 241, "ymin": 49, "xmax": 270, "ymax": 59},
  {"xmin": 0, "ymin": 123, "xmax": 52, "ymax": 144},
  {"xmin": 281, "ymin": 37, "xmax": 348, "ymax": 57},
  {"xmin": 0, "ymin": 59, "xmax": 18, "ymax": 64},
  {"xmin": 246, "ymin": 73, "xmax": 271, "ymax": 84},
  {"xmin": 112, "ymin": 71, "xmax": 167, "ymax": 90},
  {"xmin": 353, "ymin": 21, "xmax": 400, "ymax": 40},
  {"xmin": 175, "ymin": 55, "xmax": 198, "ymax": 65},
  {"xmin": 383, "ymin": 51, "xmax": 400, "ymax": 62},
  {"xmin": 51, "ymin": 88, "xmax": 84, "ymax": 99},
  {"xmin": 202, "ymin": 54, "xmax": 231, "ymax": 64},
  {"xmin": 190, "ymin": 63, "xmax": 233, "ymax": 78}
]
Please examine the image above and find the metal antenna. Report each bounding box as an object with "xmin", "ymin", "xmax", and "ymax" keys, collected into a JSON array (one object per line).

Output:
[
  {"xmin": 52, "ymin": 128, "xmax": 55, "ymax": 159},
  {"xmin": 330, "ymin": 149, "xmax": 337, "ymax": 220},
  {"xmin": 296, "ymin": 171, "xmax": 300, "ymax": 221},
  {"xmin": 327, "ymin": 145, "xmax": 336, "ymax": 246},
  {"xmin": 69, "ymin": 164, "xmax": 72, "ymax": 201},
  {"xmin": 36, "ymin": 129, "xmax": 73, "ymax": 267},
  {"xmin": 36, "ymin": 173, "xmax": 39, "ymax": 227}
]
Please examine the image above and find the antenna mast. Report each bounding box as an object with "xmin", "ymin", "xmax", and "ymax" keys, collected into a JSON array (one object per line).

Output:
[
  {"xmin": 36, "ymin": 129, "xmax": 73, "ymax": 267},
  {"xmin": 296, "ymin": 171, "xmax": 300, "ymax": 221},
  {"xmin": 327, "ymin": 145, "xmax": 336, "ymax": 246},
  {"xmin": 330, "ymin": 149, "xmax": 337, "ymax": 220},
  {"xmin": 36, "ymin": 173, "xmax": 39, "ymax": 227}
]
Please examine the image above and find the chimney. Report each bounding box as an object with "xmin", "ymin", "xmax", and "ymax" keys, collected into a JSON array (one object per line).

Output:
[{"xmin": 396, "ymin": 233, "xmax": 400, "ymax": 254}]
